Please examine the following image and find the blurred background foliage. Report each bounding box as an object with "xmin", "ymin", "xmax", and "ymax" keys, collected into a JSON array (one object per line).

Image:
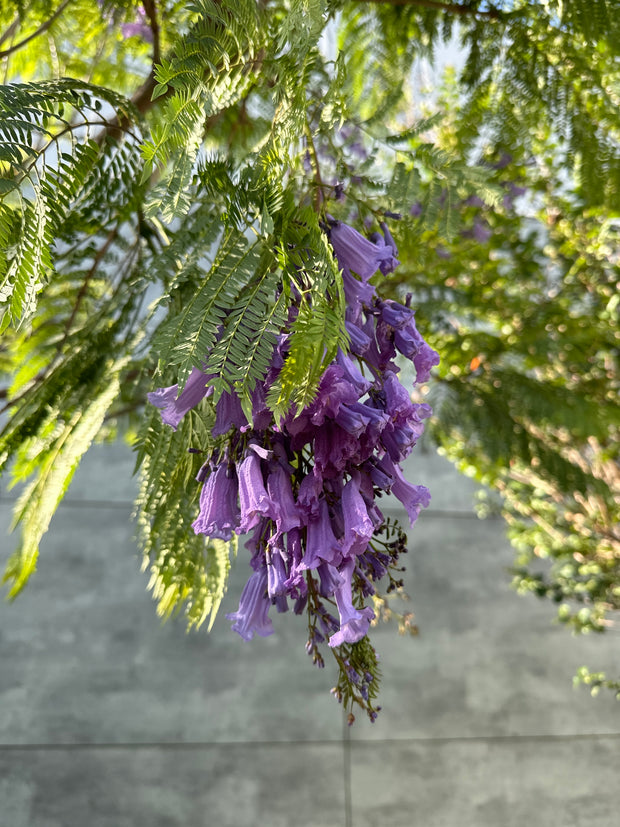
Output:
[{"xmin": 0, "ymin": 0, "xmax": 618, "ymax": 694}]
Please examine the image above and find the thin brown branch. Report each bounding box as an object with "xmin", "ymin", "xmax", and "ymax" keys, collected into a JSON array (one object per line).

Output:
[
  {"xmin": 0, "ymin": 16, "xmax": 19, "ymax": 48},
  {"xmin": 58, "ymin": 226, "xmax": 119, "ymax": 351},
  {"xmin": 360, "ymin": 0, "xmax": 505, "ymax": 20},
  {"xmin": 142, "ymin": 0, "xmax": 161, "ymax": 67},
  {"xmin": 0, "ymin": 0, "xmax": 73, "ymax": 59}
]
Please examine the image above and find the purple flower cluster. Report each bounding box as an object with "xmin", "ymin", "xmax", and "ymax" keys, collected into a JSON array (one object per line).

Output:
[{"xmin": 148, "ymin": 217, "xmax": 439, "ymax": 720}]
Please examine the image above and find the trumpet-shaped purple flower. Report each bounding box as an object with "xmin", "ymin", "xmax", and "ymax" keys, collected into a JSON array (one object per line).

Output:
[
  {"xmin": 329, "ymin": 220, "xmax": 395, "ymax": 281},
  {"xmin": 391, "ymin": 318, "xmax": 440, "ymax": 381},
  {"xmin": 237, "ymin": 454, "xmax": 273, "ymax": 533},
  {"xmin": 266, "ymin": 540, "xmax": 289, "ymax": 598},
  {"xmin": 378, "ymin": 299, "xmax": 414, "ymax": 330},
  {"xmin": 329, "ymin": 607, "xmax": 375, "ymax": 648},
  {"xmin": 380, "ymin": 454, "xmax": 431, "ymax": 525},
  {"xmin": 328, "ymin": 558, "xmax": 376, "ymax": 648},
  {"xmin": 317, "ymin": 562, "xmax": 345, "ymax": 598},
  {"xmin": 300, "ymin": 499, "xmax": 341, "ymax": 569},
  {"xmin": 226, "ymin": 569, "xmax": 273, "ymax": 641},
  {"xmin": 297, "ymin": 472, "xmax": 322, "ymax": 522},
  {"xmin": 340, "ymin": 474, "xmax": 374, "ymax": 558},
  {"xmin": 192, "ymin": 462, "xmax": 239, "ymax": 540},
  {"xmin": 147, "ymin": 367, "xmax": 212, "ymax": 431},
  {"xmin": 267, "ymin": 464, "xmax": 301, "ymax": 537},
  {"xmin": 345, "ymin": 319, "xmax": 372, "ymax": 357},
  {"xmin": 213, "ymin": 389, "xmax": 248, "ymax": 436},
  {"xmin": 412, "ymin": 342, "xmax": 440, "ymax": 383}
]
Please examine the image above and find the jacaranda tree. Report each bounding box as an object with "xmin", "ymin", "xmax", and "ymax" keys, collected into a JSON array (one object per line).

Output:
[{"xmin": 1, "ymin": 0, "xmax": 618, "ymax": 718}]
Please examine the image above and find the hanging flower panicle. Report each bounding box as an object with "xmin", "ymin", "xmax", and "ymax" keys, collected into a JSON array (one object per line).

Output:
[{"xmin": 148, "ymin": 215, "xmax": 439, "ymax": 722}]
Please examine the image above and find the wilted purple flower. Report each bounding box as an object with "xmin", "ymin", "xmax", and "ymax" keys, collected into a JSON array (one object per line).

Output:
[
  {"xmin": 237, "ymin": 453, "xmax": 273, "ymax": 534},
  {"xmin": 192, "ymin": 462, "xmax": 239, "ymax": 540},
  {"xmin": 147, "ymin": 367, "xmax": 212, "ymax": 431},
  {"xmin": 226, "ymin": 569, "xmax": 274, "ymax": 641}
]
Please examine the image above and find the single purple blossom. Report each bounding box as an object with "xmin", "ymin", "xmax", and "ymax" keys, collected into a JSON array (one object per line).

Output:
[
  {"xmin": 412, "ymin": 342, "xmax": 440, "ymax": 383},
  {"xmin": 345, "ymin": 319, "xmax": 372, "ymax": 356},
  {"xmin": 340, "ymin": 474, "xmax": 374, "ymax": 558},
  {"xmin": 317, "ymin": 562, "xmax": 345, "ymax": 598},
  {"xmin": 267, "ymin": 464, "xmax": 301, "ymax": 537},
  {"xmin": 300, "ymin": 499, "xmax": 341, "ymax": 569},
  {"xmin": 341, "ymin": 267, "xmax": 376, "ymax": 322},
  {"xmin": 192, "ymin": 462, "xmax": 239, "ymax": 540},
  {"xmin": 378, "ymin": 299, "xmax": 414, "ymax": 330},
  {"xmin": 297, "ymin": 472, "xmax": 323, "ymax": 522},
  {"xmin": 328, "ymin": 220, "xmax": 395, "ymax": 281},
  {"xmin": 379, "ymin": 454, "xmax": 431, "ymax": 525},
  {"xmin": 213, "ymin": 389, "xmax": 248, "ymax": 436},
  {"xmin": 328, "ymin": 559, "xmax": 375, "ymax": 648},
  {"xmin": 147, "ymin": 367, "xmax": 212, "ymax": 431},
  {"xmin": 226, "ymin": 569, "xmax": 274, "ymax": 641},
  {"xmin": 266, "ymin": 539, "xmax": 289, "ymax": 598},
  {"xmin": 237, "ymin": 453, "xmax": 273, "ymax": 534}
]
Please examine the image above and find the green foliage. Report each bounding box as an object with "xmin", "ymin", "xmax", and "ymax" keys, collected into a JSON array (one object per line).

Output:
[
  {"xmin": 574, "ymin": 666, "xmax": 620, "ymax": 701},
  {"xmin": 4, "ymin": 366, "xmax": 122, "ymax": 597},
  {"xmin": 135, "ymin": 403, "xmax": 237, "ymax": 630},
  {"xmin": 0, "ymin": 79, "xmax": 141, "ymax": 330}
]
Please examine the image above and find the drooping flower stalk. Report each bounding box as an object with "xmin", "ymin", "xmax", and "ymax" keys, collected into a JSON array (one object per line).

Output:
[{"xmin": 148, "ymin": 212, "xmax": 439, "ymax": 722}]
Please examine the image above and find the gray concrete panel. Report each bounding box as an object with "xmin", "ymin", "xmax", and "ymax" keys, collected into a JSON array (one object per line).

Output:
[
  {"xmin": 350, "ymin": 736, "xmax": 620, "ymax": 827},
  {"xmin": 0, "ymin": 743, "xmax": 345, "ymax": 827}
]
